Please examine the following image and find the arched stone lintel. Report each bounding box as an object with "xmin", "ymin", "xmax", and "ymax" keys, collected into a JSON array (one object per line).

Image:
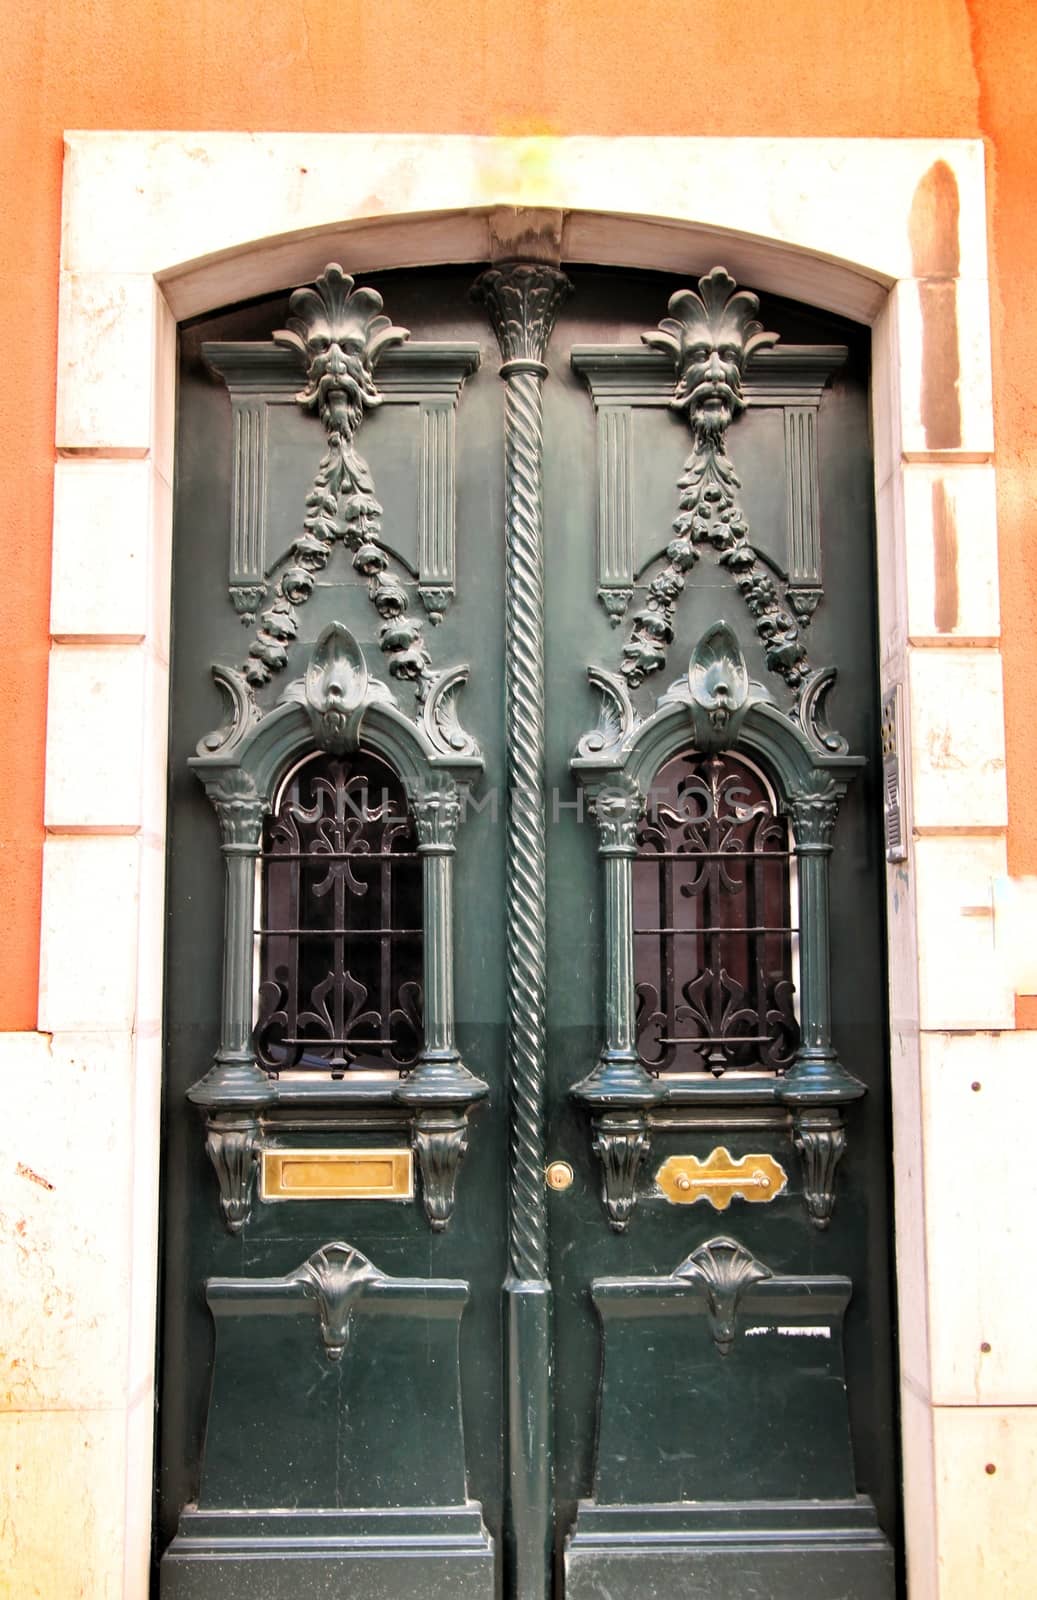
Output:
[{"xmin": 159, "ymin": 206, "xmax": 892, "ymax": 327}]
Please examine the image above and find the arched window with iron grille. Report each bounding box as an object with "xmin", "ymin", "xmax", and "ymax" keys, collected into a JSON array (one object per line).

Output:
[
  {"xmin": 633, "ymin": 749, "xmax": 799, "ymax": 1078},
  {"xmin": 254, "ymin": 748, "xmax": 423, "ymax": 1076}
]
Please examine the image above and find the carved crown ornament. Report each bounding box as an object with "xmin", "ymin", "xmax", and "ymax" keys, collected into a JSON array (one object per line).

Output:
[
  {"xmin": 207, "ymin": 263, "xmax": 480, "ymax": 728},
  {"xmin": 615, "ymin": 267, "xmax": 830, "ymax": 711}
]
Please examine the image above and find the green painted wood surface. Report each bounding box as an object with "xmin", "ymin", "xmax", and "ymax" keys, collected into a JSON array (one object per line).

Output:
[{"xmin": 160, "ymin": 266, "xmax": 898, "ymax": 1597}]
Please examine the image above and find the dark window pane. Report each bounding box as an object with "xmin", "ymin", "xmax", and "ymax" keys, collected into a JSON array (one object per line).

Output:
[
  {"xmin": 254, "ymin": 749, "xmax": 423, "ymax": 1076},
  {"xmin": 634, "ymin": 750, "xmax": 798, "ymax": 1076}
]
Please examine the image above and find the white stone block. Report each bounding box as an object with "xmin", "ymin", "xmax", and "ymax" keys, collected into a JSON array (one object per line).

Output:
[
  {"xmin": 0, "ymin": 1031, "xmax": 133, "ymax": 1413},
  {"xmin": 153, "ymin": 286, "xmax": 177, "ymax": 486},
  {"xmin": 871, "ymin": 291, "xmax": 903, "ymax": 493},
  {"xmin": 50, "ymin": 458, "xmax": 153, "ymax": 640},
  {"xmin": 992, "ymin": 875, "xmax": 1037, "ymax": 994},
  {"xmin": 913, "ymin": 835, "xmax": 1013, "ymax": 1030},
  {"xmin": 922, "ymin": 1032, "xmax": 1037, "ymax": 1406},
  {"xmin": 902, "ymin": 463, "xmax": 1000, "ymax": 639},
  {"xmin": 893, "ymin": 276, "xmax": 995, "ymax": 458},
  {"xmin": 899, "ymin": 1383, "xmax": 938, "ymax": 1600},
  {"xmin": 61, "ymin": 132, "xmax": 986, "ymax": 317},
  {"xmin": 889, "ymin": 1024, "xmax": 930, "ymax": 1398},
  {"xmin": 123, "ymin": 1388, "xmax": 158, "ymax": 1596},
  {"xmin": 932, "ymin": 1406, "xmax": 1037, "ymax": 1598},
  {"xmin": 133, "ymin": 838, "xmax": 168, "ymax": 1035},
  {"xmin": 875, "ymin": 468, "xmax": 908, "ymax": 674},
  {"xmin": 56, "ymin": 271, "xmax": 157, "ymax": 453},
  {"xmin": 0, "ymin": 1409, "xmax": 127, "ymax": 1597},
  {"xmin": 44, "ymin": 645, "xmax": 148, "ymax": 829},
  {"xmin": 907, "ymin": 649, "xmax": 1006, "ymax": 828},
  {"xmin": 38, "ymin": 837, "xmax": 142, "ymax": 1032},
  {"xmin": 126, "ymin": 1031, "xmax": 162, "ymax": 1401},
  {"xmin": 139, "ymin": 650, "xmax": 171, "ymax": 844},
  {"xmin": 150, "ymin": 467, "xmax": 173, "ymax": 666}
]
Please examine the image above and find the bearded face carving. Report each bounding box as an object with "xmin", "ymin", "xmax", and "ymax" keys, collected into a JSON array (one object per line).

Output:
[
  {"xmin": 274, "ymin": 264, "xmax": 408, "ymax": 435},
  {"xmin": 643, "ymin": 266, "xmax": 778, "ymax": 439}
]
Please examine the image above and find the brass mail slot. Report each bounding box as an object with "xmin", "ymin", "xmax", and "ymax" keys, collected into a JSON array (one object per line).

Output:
[
  {"xmin": 656, "ymin": 1147, "xmax": 787, "ymax": 1210},
  {"xmin": 261, "ymin": 1148, "xmax": 414, "ymax": 1202}
]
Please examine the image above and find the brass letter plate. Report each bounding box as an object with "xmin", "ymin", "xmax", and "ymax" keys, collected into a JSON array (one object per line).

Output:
[
  {"xmin": 261, "ymin": 1148, "xmax": 413, "ymax": 1202},
  {"xmin": 656, "ymin": 1147, "xmax": 787, "ymax": 1210}
]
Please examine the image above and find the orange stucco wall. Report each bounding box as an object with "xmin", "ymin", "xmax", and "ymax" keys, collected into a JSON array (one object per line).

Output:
[{"xmin": 2, "ymin": 0, "xmax": 1036, "ymax": 1028}]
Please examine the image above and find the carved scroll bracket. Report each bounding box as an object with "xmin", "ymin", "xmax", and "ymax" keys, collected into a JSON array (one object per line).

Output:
[
  {"xmin": 410, "ymin": 1106, "xmax": 472, "ymax": 1232},
  {"xmin": 791, "ymin": 1108, "xmax": 848, "ymax": 1229},
  {"xmin": 591, "ymin": 1111, "xmax": 651, "ymax": 1233},
  {"xmin": 201, "ymin": 1111, "xmax": 261, "ymax": 1236}
]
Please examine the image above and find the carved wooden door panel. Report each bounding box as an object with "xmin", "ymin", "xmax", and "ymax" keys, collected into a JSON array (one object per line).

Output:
[{"xmin": 158, "ymin": 261, "xmax": 898, "ymax": 1599}]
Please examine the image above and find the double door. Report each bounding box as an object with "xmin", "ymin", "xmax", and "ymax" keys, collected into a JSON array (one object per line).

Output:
[{"xmin": 159, "ymin": 260, "xmax": 897, "ymax": 1597}]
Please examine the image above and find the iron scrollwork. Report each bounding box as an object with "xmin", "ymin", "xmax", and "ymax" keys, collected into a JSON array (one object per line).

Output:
[
  {"xmin": 634, "ymin": 749, "xmax": 799, "ymax": 1080},
  {"xmin": 253, "ymin": 747, "xmax": 423, "ymax": 1077}
]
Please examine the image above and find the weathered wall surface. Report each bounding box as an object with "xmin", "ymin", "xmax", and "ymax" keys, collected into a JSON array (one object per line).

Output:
[{"xmin": 1, "ymin": 0, "xmax": 1036, "ymax": 1025}]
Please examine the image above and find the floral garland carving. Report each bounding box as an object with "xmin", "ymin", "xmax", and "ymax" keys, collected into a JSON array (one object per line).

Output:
[
  {"xmin": 620, "ymin": 267, "xmax": 811, "ymax": 693},
  {"xmin": 240, "ymin": 265, "xmax": 434, "ymax": 695}
]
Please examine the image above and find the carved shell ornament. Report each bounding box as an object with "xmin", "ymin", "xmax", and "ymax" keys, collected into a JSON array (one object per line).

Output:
[
  {"xmin": 620, "ymin": 267, "xmax": 815, "ymax": 697},
  {"xmin": 292, "ymin": 1240, "xmax": 383, "ymax": 1361},
  {"xmin": 673, "ymin": 1236, "xmax": 773, "ymax": 1356},
  {"xmin": 235, "ymin": 264, "xmax": 438, "ymax": 699},
  {"xmin": 301, "ymin": 620, "xmax": 377, "ymax": 754}
]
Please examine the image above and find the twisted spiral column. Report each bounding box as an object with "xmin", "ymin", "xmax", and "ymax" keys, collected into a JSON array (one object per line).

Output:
[
  {"xmin": 473, "ymin": 263, "xmax": 571, "ymax": 1277},
  {"xmin": 473, "ymin": 261, "xmax": 570, "ymax": 1600},
  {"xmin": 502, "ymin": 361, "xmax": 550, "ymax": 1278}
]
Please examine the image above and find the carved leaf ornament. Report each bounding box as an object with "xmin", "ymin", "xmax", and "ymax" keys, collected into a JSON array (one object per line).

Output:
[{"xmin": 621, "ymin": 268, "xmax": 813, "ymax": 695}]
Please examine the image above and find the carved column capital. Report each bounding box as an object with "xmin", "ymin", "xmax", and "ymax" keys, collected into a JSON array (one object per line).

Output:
[
  {"xmin": 786, "ymin": 783, "xmax": 841, "ymax": 850},
  {"xmin": 410, "ymin": 774, "xmax": 463, "ymax": 852},
  {"xmin": 472, "ymin": 262, "xmax": 572, "ymax": 373},
  {"xmin": 204, "ymin": 771, "xmax": 267, "ymax": 850},
  {"xmin": 590, "ymin": 775, "xmax": 646, "ymax": 855}
]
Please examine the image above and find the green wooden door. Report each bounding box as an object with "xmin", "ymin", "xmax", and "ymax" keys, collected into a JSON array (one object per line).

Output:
[{"xmin": 159, "ymin": 260, "xmax": 898, "ymax": 1599}]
